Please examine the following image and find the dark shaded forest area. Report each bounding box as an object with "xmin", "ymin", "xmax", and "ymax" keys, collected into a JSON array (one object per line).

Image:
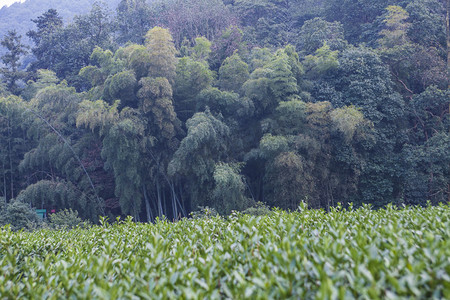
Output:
[{"xmin": 0, "ymin": 0, "xmax": 448, "ymax": 224}]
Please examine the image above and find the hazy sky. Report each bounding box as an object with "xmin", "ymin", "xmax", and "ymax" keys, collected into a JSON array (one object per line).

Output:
[{"xmin": 0, "ymin": 0, "xmax": 26, "ymax": 8}]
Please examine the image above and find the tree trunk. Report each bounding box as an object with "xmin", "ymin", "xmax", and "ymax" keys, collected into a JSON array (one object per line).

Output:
[
  {"xmin": 171, "ymin": 182, "xmax": 178, "ymax": 220},
  {"xmin": 162, "ymin": 187, "xmax": 167, "ymax": 217},
  {"xmin": 143, "ymin": 185, "xmax": 153, "ymax": 222},
  {"xmin": 156, "ymin": 178, "xmax": 163, "ymax": 218},
  {"xmin": 7, "ymin": 120, "xmax": 13, "ymax": 200}
]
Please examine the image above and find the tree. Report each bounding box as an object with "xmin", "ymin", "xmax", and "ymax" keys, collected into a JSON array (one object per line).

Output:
[
  {"xmin": 190, "ymin": 37, "xmax": 212, "ymax": 63},
  {"xmin": 444, "ymin": 0, "xmax": 450, "ymax": 87},
  {"xmin": 210, "ymin": 26, "xmax": 246, "ymax": 71},
  {"xmin": 0, "ymin": 95, "xmax": 32, "ymax": 201},
  {"xmin": 116, "ymin": 0, "xmax": 154, "ymax": 45},
  {"xmin": 138, "ymin": 77, "xmax": 179, "ymax": 144},
  {"xmin": 249, "ymin": 98, "xmax": 372, "ymax": 210},
  {"xmin": 168, "ymin": 110, "xmax": 230, "ymax": 211},
  {"xmin": 406, "ymin": 0, "xmax": 445, "ymax": 48},
  {"xmin": 48, "ymin": 208, "xmax": 86, "ymax": 229},
  {"xmin": 376, "ymin": 5, "xmax": 447, "ymax": 94},
  {"xmin": 303, "ymin": 42, "xmax": 340, "ymax": 79},
  {"xmin": 403, "ymin": 133, "xmax": 450, "ymax": 205},
  {"xmin": 173, "ymin": 57, "xmax": 214, "ymax": 121},
  {"xmin": 403, "ymin": 88, "xmax": 449, "ymax": 205},
  {"xmin": 325, "ymin": 0, "xmax": 403, "ymax": 43},
  {"xmin": 243, "ymin": 46, "xmax": 300, "ymax": 116},
  {"xmin": 76, "ymin": 99, "xmax": 120, "ymax": 137},
  {"xmin": 0, "ymin": 30, "xmax": 28, "ymax": 95},
  {"xmin": 274, "ymin": 99, "xmax": 307, "ymax": 135},
  {"xmin": 196, "ymin": 87, "xmax": 254, "ymax": 120},
  {"xmin": 17, "ymin": 78, "xmax": 107, "ymax": 221},
  {"xmin": 212, "ymin": 162, "xmax": 252, "ymax": 215},
  {"xmin": 218, "ymin": 52, "xmax": 249, "ymax": 94},
  {"xmin": 103, "ymin": 70, "xmax": 138, "ymax": 107},
  {"xmin": 124, "ymin": 44, "xmax": 152, "ymax": 80},
  {"xmin": 27, "ymin": 9, "xmax": 63, "ymax": 72},
  {"xmin": 297, "ymin": 17, "xmax": 347, "ymax": 54},
  {"xmin": 27, "ymin": 9, "xmax": 63, "ymax": 46},
  {"xmin": 0, "ymin": 200, "xmax": 41, "ymax": 231},
  {"xmin": 232, "ymin": 0, "xmax": 292, "ymax": 47},
  {"xmin": 145, "ymin": 27, "xmax": 177, "ymax": 84},
  {"xmin": 161, "ymin": 0, "xmax": 235, "ymax": 47},
  {"xmin": 173, "ymin": 38, "xmax": 215, "ymax": 121},
  {"xmin": 266, "ymin": 49, "xmax": 299, "ymax": 103},
  {"xmin": 21, "ymin": 69, "xmax": 60, "ymax": 100},
  {"xmin": 78, "ymin": 42, "xmax": 187, "ymax": 221},
  {"xmin": 74, "ymin": 2, "xmax": 114, "ymax": 48},
  {"xmin": 329, "ymin": 47, "xmax": 406, "ymax": 206},
  {"xmin": 26, "ymin": 5, "xmax": 115, "ymax": 89},
  {"xmin": 15, "ymin": 180, "xmax": 87, "ymax": 215},
  {"xmin": 378, "ymin": 6, "xmax": 410, "ymax": 49},
  {"xmin": 403, "ymin": 86, "xmax": 449, "ymax": 205},
  {"xmin": 80, "ymin": 46, "xmax": 139, "ymax": 102},
  {"xmin": 247, "ymin": 47, "xmax": 273, "ymax": 72},
  {"xmin": 101, "ymin": 118, "xmax": 145, "ymax": 219},
  {"xmin": 264, "ymin": 151, "xmax": 310, "ymax": 210}
]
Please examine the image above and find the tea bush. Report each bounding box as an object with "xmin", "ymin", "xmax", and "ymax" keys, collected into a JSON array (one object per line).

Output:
[{"xmin": 0, "ymin": 203, "xmax": 449, "ymax": 299}]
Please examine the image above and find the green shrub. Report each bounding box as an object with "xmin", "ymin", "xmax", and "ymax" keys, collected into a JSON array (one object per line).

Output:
[
  {"xmin": 0, "ymin": 200, "xmax": 42, "ymax": 231},
  {"xmin": 48, "ymin": 209, "xmax": 90, "ymax": 229},
  {"xmin": 190, "ymin": 206, "xmax": 219, "ymax": 219},
  {"xmin": 242, "ymin": 201, "xmax": 272, "ymax": 216}
]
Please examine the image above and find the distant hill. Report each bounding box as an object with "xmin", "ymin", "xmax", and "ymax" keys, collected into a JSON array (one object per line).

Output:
[{"xmin": 0, "ymin": 0, "xmax": 122, "ymax": 46}]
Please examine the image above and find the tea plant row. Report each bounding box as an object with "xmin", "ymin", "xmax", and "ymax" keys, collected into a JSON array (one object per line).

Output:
[{"xmin": 1, "ymin": 204, "xmax": 449, "ymax": 299}]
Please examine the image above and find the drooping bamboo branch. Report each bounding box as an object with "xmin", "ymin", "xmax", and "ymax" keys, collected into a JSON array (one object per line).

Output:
[{"xmin": 27, "ymin": 108, "xmax": 105, "ymax": 215}]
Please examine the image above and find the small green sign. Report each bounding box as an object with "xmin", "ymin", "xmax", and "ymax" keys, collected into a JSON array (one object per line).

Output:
[{"xmin": 36, "ymin": 209, "xmax": 46, "ymax": 220}]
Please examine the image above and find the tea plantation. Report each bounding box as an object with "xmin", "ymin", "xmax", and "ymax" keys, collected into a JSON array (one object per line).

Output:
[{"xmin": 1, "ymin": 204, "xmax": 449, "ymax": 299}]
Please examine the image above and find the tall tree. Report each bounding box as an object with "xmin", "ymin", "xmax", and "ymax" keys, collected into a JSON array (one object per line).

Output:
[
  {"xmin": 0, "ymin": 30, "xmax": 28, "ymax": 95},
  {"xmin": 297, "ymin": 17, "xmax": 347, "ymax": 54},
  {"xmin": 26, "ymin": 5, "xmax": 115, "ymax": 88},
  {"xmin": 209, "ymin": 26, "xmax": 246, "ymax": 71},
  {"xmin": 116, "ymin": 0, "xmax": 154, "ymax": 45},
  {"xmin": 403, "ymin": 86, "xmax": 449, "ymax": 205},
  {"xmin": 218, "ymin": 52, "xmax": 249, "ymax": 94},
  {"xmin": 168, "ymin": 110, "xmax": 230, "ymax": 211},
  {"xmin": 333, "ymin": 47, "xmax": 406, "ymax": 206},
  {"xmin": 212, "ymin": 162, "xmax": 252, "ymax": 215},
  {"xmin": 324, "ymin": 0, "xmax": 403, "ymax": 43},
  {"xmin": 243, "ymin": 46, "xmax": 301, "ymax": 117},
  {"xmin": 18, "ymin": 76, "xmax": 107, "ymax": 220},
  {"xmin": 377, "ymin": 5, "xmax": 447, "ymax": 94},
  {"xmin": 27, "ymin": 9, "xmax": 63, "ymax": 46},
  {"xmin": 145, "ymin": 27, "xmax": 177, "ymax": 84},
  {"xmin": 0, "ymin": 95, "xmax": 32, "ymax": 201},
  {"xmin": 101, "ymin": 117, "xmax": 145, "ymax": 219},
  {"xmin": 161, "ymin": 0, "xmax": 235, "ymax": 47},
  {"xmin": 26, "ymin": 9, "xmax": 63, "ymax": 72},
  {"xmin": 174, "ymin": 56, "xmax": 215, "ymax": 121}
]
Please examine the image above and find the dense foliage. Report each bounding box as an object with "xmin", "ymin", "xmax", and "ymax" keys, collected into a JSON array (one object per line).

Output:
[
  {"xmin": 1, "ymin": 204, "xmax": 449, "ymax": 298},
  {"xmin": 0, "ymin": 0, "xmax": 448, "ymax": 223},
  {"xmin": 0, "ymin": 0, "xmax": 121, "ymax": 55}
]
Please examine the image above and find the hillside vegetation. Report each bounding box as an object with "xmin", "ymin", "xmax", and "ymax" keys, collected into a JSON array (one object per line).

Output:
[
  {"xmin": 0, "ymin": 0, "xmax": 448, "ymax": 225},
  {"xmin": 0, "ymin": 0, "xmax": 121, "ymax": 48}
]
